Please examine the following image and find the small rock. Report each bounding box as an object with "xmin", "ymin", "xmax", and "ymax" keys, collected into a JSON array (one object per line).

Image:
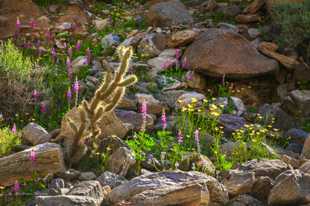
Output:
[
  {"xmin": 106, "ymin": 147, "xmax": 136, "ymax": 177},
  {"xmin": 175, "ymin": 91, "xmax": 206, "ymax": 109},
  {"xmin": 79, "ymin": 172, "xmax": 97, "ymax": 181},
  {"xmin": 138, "ymin": 33, "xmax": 167, "ymax": 58},
  {"xmin": 72, "ymin": 56, "xmax": 88, "ymax": 72},
  {"xmin": 93, "ymin": 18, "xmax": 111, "ymax": 31},
  {"xmin": 167, "ymin": 29, "xmax": 198, "ymax": 48},
  {"xmin": 185, "ymin": 71, "xmax": 207, "ymax": 91},
  {"xmin": 219, "ymin": 114, "xmax": 246, "ymax": 134},
  {"xmin": 22, "ymin": 123, "xmax": 50, "ymax": 145},
  {"xmin": 251, "ymin": 176, "xmax": 274, "ymax": 201},
  {"xmin": 49, "ymin": 178, "xmax": 65, "ymax": 191},
  {"xmin": 223, "ymin": 169, "xmax": 255, "ymax": 196},
  {"xmin": 179, "ymin": 152, "xmax": 216, "ymax": 175},
  {"xmin": 228, "ymin": 194, "xmax": 265, "ymax": 206},
  {"xmin": 235, "ymin": 14, "xmax": 261, "ymax": 24},
  {"xmin": 146, "ymin": 0, "xmax": 194, "ymax": 27},
  {"xmin": 248, "ymin": 28, "xmax": 261, "ymax": 39},
  {"xmin": 97, "ymin": 171, "xmax": 128, "ymax": 189},
  {"xmin": 115, "ymin": 110, "xmax": 154, "ymax": 131},
  {"xmin": 285, "ymin": 128, "xmax": 309, "ymax": 145},
  {"xmin": 101, "ymin": 33, "xmax": 121, "ymax": 49},
  {"xmin": 268, "ymin": 169, "xmax": 310, "ymax": 205},
  {"xmin": 135, "ymin": 93, "xmax": 166, "ymax": 114}
]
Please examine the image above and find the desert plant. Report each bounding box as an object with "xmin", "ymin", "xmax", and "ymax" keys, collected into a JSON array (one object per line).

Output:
[{"xmin": 54, "ymin": 46, "xmax": 137, "ymax": 165}]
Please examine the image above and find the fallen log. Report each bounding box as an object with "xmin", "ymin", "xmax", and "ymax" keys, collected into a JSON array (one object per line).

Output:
[{"xmin": 0, "ymin": 143, "xmax": 65, "ymax": 187}]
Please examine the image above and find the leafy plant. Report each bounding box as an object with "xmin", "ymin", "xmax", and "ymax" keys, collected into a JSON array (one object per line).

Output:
[
  {"xmin": 0, "ymin": 127, "xmax": 21, "ymax": 157},
  {"xmin": 0, "ymin": 39, "xmax": 34, "ymax": 82}
]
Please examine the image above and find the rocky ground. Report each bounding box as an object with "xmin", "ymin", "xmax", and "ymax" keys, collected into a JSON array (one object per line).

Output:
[{"xmin": 0, "ymin": 0, "xmax": 310, "ymax": 205}]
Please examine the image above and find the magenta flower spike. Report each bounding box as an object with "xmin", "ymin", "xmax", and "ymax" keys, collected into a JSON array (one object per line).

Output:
[
  {"xmin": 11, "ymin": 123, "xmax": 17, "ymax": 134},
  {"xmin": 16, "ymin": 17, "xmax": 21, "ymax": 31},
  {"xmin": 51, "ymin": 47, "xmax": 57, "ymax": 63},
  {"xmin": 68, "ymin": 47, "xmax": 73, "ymax": 59},
  {"xmin": 40, "ymin": 102, "xmax": 47, "ymax": 113},
  {"xmin": 12, "ymin": 180, "xmax": 20, "ymax": 193},
  {"xmin": 29, "ymin": 149, "xmax": 36, "ymax": 164},
  {"xmin": 66, "ymin": 87, "xmax": 72, "ymax": 102},
  {"xmin": 75, "ymin": 40, "xmax": 81, "ymax": 51},
  {"xmin": 66, "ymin": 57, "xmax": 73, "ymax": 80},
  {"xmin": 175, "ymin": 48, "xmax": 181, "ymax": 60},
  {"xmin": 73, "ymin": 79, "xmax": 80, "ymax": 94},
  {"xmin": 161, "ymin": 109, "xmax": 167, "ymax": 130},
  {"xmin": 29, "ymin": 19, "xmax": 37, "ymax": 30},
  {"xmin": 177, "ymin": 130, "xmax": 183, "ymax": 144},
  {"xmin": 32, "ymin": 89, "xmax": 39, "ymax": 101}
]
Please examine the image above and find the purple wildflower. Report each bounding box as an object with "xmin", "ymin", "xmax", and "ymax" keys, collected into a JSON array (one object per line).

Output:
[
  {"xmin": 194, "ymin": 129, "xmax": 201, "ymax": 153},
  {"xmin": 73, "ymin": 79, "xmax": 80, "ymax": 94},
  {"xmin": 68, "ymin": 47, "xmax": 73, "ymax": 59},
  {"xmin": 175, "ymin": 48, "xmax": 181, "ymax": 60},
  {"xmin": 161, "ymin": 109, "xmax": 167, "ymax": 130},
  {"xmin": 45, "ymin": 29, "xmax": 52, "ymax": 42},
  {"xmin": 140, "ymin": 101, "xmax": 148, "ymax": 131},
  {"xmin": 40, "ymin": 102, "xmax": 47, "ymax": 113},
  {"xmin": 66, "ymin": 57, "xmax": 73, "ymax": 80},
  {"xmin": 29, "ymin": 149, "xmax": 36, "ymax": 164},
  {"xmin": 12, "ymin": 180, "xmax": 20, "ymax": 193},
  {"xmin": 75, "ymin": 40, "xmax": 81, "ymax": 51},
  {"xmin": 11, "ymin": 123, "xmax": 17, "ymax": 134},
  {"xmin": 16, "ymin": 17, "xmax": 21, "ymax": 31},
  {"xmin": 29, "ymin": 19, "xmax": 37, "ymax": 30},
  {"xmin": 32, "ymin": 89, "xmax": 39, "ymax": 101},
  {"xmin": 66, "ymin": 87, "xmax": 72, "ymax": 102},
  {"xmin": 51, "ymin": 47, "xmax": 57, "ymax": 63},
  {"xmin": 186, "ymin": 71, "xmax": 194, "ymax": 81},
  {"xmin": 177, "ymin": 130, "xmax": 183, "ymax": 144}
]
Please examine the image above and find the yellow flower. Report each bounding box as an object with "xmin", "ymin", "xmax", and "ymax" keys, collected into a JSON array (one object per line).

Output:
[
  {"xmin": 191, "ymin": 97, "xmax": 198, "ymax": 103},
  {"xmin": 203, "ymin": 99, "xmax": 208, "ymax": 103},
  {"xmin": 210, "ymin": 111, "xmax": 220, "ymax": 117},
  {"xmin": 181, "ymin": 107, "xmax": 187, "ymax": 112}
]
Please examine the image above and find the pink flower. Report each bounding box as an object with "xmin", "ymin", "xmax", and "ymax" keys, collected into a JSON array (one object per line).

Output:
[
  {"xmin": 66, "ymin": 87, "xmax": 72, "ymax": 102},
  {"xmin": 76, "ymin": 40, "xmax": 81, "ymax": 51},
  {"xmin": 186, "ymin": 71, "xmax": 194, "ymax": 81},
  {"xmin": 66, "ymin": 57, "xmax": 72, "ymax": 80},
  {"xmin": 51, "ymin": 47, "xmax": 57, "ymax": 62},
  {"xmin": 140, "ymin": 100, "xmax": 148, "ymax": 131},
  {"xmin": 16, "ymin": 17, "xmax": 21, "ymax": 31},
  {"xmin": 73, "ymin": 79, "xmax": 80, "ymax": 93},
  {"xmin": 161, "ymin": 109, "xmax": 167, "ymax": 130},
  {"xmin": 177, "ymin": 130, "xmax": 183, "ymax": 144},
  {"xmin": 29, "ymin": 149, "xmax": 36, "ymax": 163},
  {"xmin": 32, "ymin": 89, "xmax": 39, "ymax": 101},
  {"xmin": 45, "ymin": 29, "xmax": 52, "ymax": 42},
  {"xmin": 175, "ymin": 48, "xmax": 181, "ymax": 60},
  {"xmin": 11, "ymin": 123, "xmax": 17, "ymax": 134},
  {"xmin": 29, "ymin": 19, "xmax": 37, "ymax": 29},
  {"xmin": 12, "ymin": 180, "xmax": 20, "ymax": 193},
  {"xmin": 40, "ymin": 102, "xmax": 47, "ymax": 113}
]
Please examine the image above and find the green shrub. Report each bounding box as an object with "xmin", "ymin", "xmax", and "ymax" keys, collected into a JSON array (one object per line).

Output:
[
  {"xmin": 0, "ymin": 40, "xmax": 33, "ymax": 82},
  {"xmin": 0, "ymin": 127, "xmax": 21, "ymax": 157},
  {"xmin": 271, "ymin": 1, "xmax": 310, "ymax": 49}
]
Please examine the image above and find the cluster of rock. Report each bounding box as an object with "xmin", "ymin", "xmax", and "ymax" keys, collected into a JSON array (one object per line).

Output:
[{"xmin": 0, "ymin": 0, "xmax": 310, "ymax": 205}]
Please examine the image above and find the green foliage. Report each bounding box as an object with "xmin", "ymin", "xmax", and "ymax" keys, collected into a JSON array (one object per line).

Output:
[
  {"xmin": 0, "ymin": 127, "xmax": 21, "ymax": 157},
  {"xmin": 0, "ymin": 40, "xmax": 33, "ymax": 81},
  {"xmin": 271, "ymin": 1, "xmax": 310, "ymax": 48},
  {"xmin": 160, "ymin": 67, "xmax": 186, "ymax": 80},
  {"xmin": 127, "ymin": 131, "xmax": 186, "ymax": 169},
  {"xmin": 231, "ymin": 122, "xmax": 277, "ymax": 165}
]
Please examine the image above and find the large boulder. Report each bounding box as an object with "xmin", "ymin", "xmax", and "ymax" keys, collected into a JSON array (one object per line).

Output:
[
  {"xmin": 146, "ymin": 0, "xmax": 194, "ymax": 27},
  {"xmin": 108, "ymin": 171, "xmax": 228, "ymax": 206},
  {"xmin": 268, "ymin": 169, "xmax": 310, "ymax": 205},
  {"xmin": 22, "ymin": 123, "xmax": 50, "ymax": 145},
  {"xmin": 182, "ymin": 29, "xmax": 279, "ymax": 78},
  {"xmin": 0, "ymin": 0, "xmax": 42, "ymax": 39},
  {"xmin": 282, "ymin": 90, "xmax": 310, "ymax": 117}
]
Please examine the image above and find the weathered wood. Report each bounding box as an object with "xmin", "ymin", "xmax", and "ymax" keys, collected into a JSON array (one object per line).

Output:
[{"xmin": 0, "ymin": 143, "xmax": 65, "ymax": 187}]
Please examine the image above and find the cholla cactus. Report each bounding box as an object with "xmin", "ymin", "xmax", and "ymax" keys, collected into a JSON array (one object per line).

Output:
[{"xmin": 55, "ymin": 46, "xmax": 137, "ymax": 165}]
